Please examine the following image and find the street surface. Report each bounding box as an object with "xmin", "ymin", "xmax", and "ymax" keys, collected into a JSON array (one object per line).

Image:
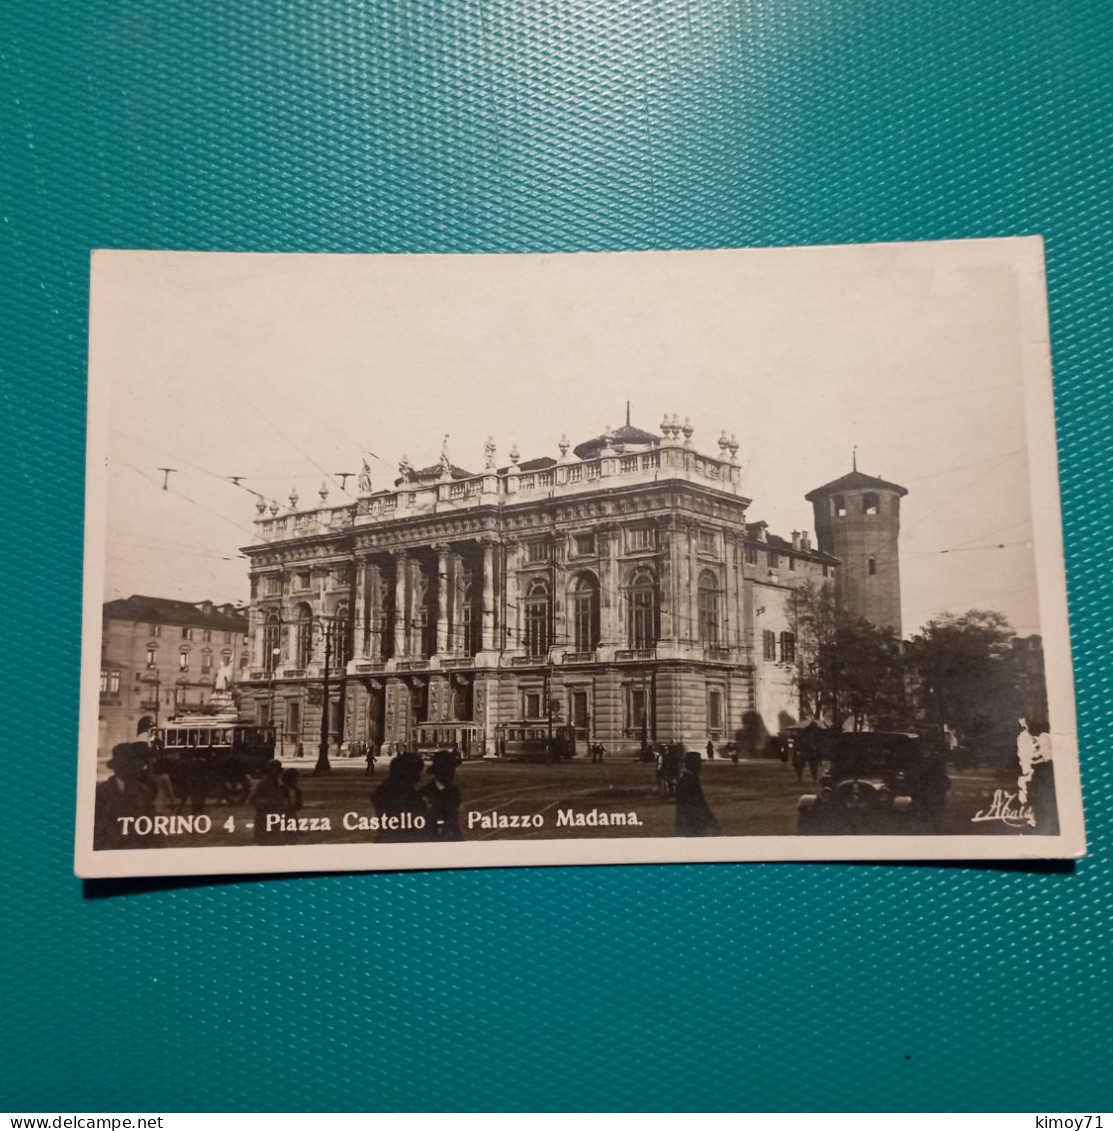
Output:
[{"xmin": 132, "ymin": 755, "xmax": 1033, "ymax": 850}]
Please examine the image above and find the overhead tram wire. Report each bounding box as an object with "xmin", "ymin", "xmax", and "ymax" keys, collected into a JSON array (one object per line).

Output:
[
  {"xmin": 221, "ymin": 385, "xmax": 363, "ymax": 504},
  {"xmin": 116, "ymin": 459, "xmax": 278, "ymax": 546}
]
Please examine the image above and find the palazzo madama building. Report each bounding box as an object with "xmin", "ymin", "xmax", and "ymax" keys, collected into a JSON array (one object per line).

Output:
[{"xmin": 239, "ymin": 414, "xmax": 850, "ymax": 757}]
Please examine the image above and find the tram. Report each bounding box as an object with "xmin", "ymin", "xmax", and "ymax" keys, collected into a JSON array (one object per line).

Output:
[
  {"xmin": 411, "ymin": 722, "xmax": 483, "ymax": 760},
  {"xmin": 149, "ymin": 716, "xmax": 276, "ymax": 806},
  {"xmin": 496, "ymin": 722, "xmax": 577, "ymax": 763}
]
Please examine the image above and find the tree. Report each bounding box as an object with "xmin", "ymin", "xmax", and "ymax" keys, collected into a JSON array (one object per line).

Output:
[
  {"xmin": 791, "ymin": 580, "xmax": 905, "ymax": 731},
  {"xmin": 905, "ymin": 610, "xmax": 1019, "ymax": 761}
]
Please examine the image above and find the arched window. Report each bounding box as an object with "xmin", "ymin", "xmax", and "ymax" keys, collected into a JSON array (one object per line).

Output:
[
  {"xmin": 294, "ymin": 603, "xmax": 314, "ymax": 669},
  {"xmin": 524, "ymin": 579, "xmax": 551, "ymax": 657},
  {"xmin": 698, "ymin": 570, "xmax": 721, "ymax": 645},
  {"xmin": 262, "ymin": 613, "xmax": 280, "ymax": 672},
  {"xmin": 570, "ymin": 572, "xmax": 600, "ymax": 652},
  {"xmin": 332, "ymin": 601, "xmax": 351, "ymax": 665},
  {"xmin": 626, "ymin": 570, "xmax": 657, "ymax": 650}
]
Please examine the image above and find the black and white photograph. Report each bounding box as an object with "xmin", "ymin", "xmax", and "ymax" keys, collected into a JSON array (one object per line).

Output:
[{"xmin": 75, "ymin": 238, "xmax": 1085, "ymax": 877}]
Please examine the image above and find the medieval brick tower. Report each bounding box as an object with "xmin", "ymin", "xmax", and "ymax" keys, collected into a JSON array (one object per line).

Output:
[{"xmin": 805, "ymin": 464, "xmax": 907, "ymax": 636}]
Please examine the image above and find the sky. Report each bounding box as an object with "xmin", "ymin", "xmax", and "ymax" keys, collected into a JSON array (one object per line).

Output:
[{"xmin": 90, "ymin": 239, "xmax": 1055, "ymax": 638}]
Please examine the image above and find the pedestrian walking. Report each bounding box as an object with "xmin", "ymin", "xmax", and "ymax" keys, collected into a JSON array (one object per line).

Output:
[
  {"xmin": 419, "ymin": 750, "xmax": 463, "ymax": 840},
  {"xmin": 364, "ymin": 740, "xmax": 377, "ymax": 777},
  {"xmin": 676, "ymin": 750, "xmax": 720, "ymax": 836},
  {"xmin": 706, "ymin": 738, "xmax": 715, "ymax": 761},
  {"xmin": 371, "ymin": 751, "xmax": 428, "ymax": 843}
]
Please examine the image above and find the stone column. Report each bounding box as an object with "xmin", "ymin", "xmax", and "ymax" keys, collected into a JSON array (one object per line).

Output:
[
  {"xmin": 435, "ymin": 543, "xmax": 450, "ymax": 655},
  {"xmin": 353, "ymin": 562, "xmax": 368, "ymax": 658},
  {"xmin": 599, "ymin": 523, "xmax": 621, "ymax": 647},
  {"xmin": 678, "ymin": 523, "xmax": 694, "ymax": 644},
  {"xmin": 503, "ymin": 539, "xmax": 519, "ymax": 651},
  {"xmin": 408, "ymin": 556, "xmax": 423, "ymax": 656},
  {"xmin": 728, "ymin": 538, "xmax": 742, "ymax": 648},
  {"xmin": 688, "ymin": 523, "xmax": 700, "ymax": 646},
  {"xmin": 447, "ymin": 551, "xmax": 464, "ymax": 653},
  {"xmin": 551, "ymin": 537, "xmax": 566, "ymax": 654},
  {"xmin": 481, "ymin": 538, "xmax": 496, "ymax": 651},
  {"xmin": 658, "ymin": 526, "xmax": 676, "ymax": 644},
  {"xmin": 392, "ymin": 550, "xmax": 408, "ymax": 658},
  {"xmin": 365, "ymin": 562, "xmax": 384, "ymax": 661}
]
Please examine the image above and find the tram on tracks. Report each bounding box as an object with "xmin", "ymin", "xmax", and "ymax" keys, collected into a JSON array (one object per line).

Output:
[
  {"xmin": 496, "ymin": 722, "xmax": 577, "ymax": 763},
  {"xmin": 411, "ymin": 722, "xmax": 483, "ymax": 760},
  {"xmin": 149, "ymin": 713, "xmax": 276, "ymax": 807}
]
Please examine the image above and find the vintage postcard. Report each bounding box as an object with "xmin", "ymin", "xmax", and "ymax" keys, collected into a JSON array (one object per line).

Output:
[{"xmin": 75, "ymin": 238, "xmax": 1086, "ymax": 878}]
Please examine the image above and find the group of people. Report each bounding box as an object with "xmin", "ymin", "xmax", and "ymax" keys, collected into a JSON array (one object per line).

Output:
[
  {"xmin": 370, "ymin": 749, "xmax": 463, "ymax": 842},
  {"xmin": 249, "ymin": 761, "xmax": 303, "ymax": 844}
]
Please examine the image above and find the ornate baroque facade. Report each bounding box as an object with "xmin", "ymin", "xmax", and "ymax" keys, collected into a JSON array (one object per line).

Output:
[{"xmin": 239, "ymin": 416, "xmax": 842, "ymax": 756}]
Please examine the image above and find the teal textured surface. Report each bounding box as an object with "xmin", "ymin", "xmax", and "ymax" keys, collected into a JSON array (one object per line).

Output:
[{"xmin": 1, "ymin": 0, "xmax": 1110, "ymax": 1112}]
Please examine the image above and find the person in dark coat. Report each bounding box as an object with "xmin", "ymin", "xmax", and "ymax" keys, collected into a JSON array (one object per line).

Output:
[
  {"xmin": 371, "ymin": 750, "xmax": 428, "ymax": 842},
  {"xmin": 364, "ymin": 741, "xmax": 377, "ymax": 777},
  {"xmin": 94, "ymin": 743, "xmax": 157, "ymax": 850},
  {"xmin": 419, "ymin": 750, "xmax": 463, "ymax": 840},
  {"xmin": 676, "ymin": 750, "xmax": 720, "ymax": 836},
  {"xmin": 659, "ymin": 744, "xmax": 682, "ymax": 798},
  {"xmin": 705, "ymin": 738, "xmax": 715, "ymax": 761}
]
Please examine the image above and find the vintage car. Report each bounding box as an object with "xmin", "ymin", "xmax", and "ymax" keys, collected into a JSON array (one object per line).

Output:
[{"xmin": 797, "ymin": 731, "xmax": 926, "ymax": 833}]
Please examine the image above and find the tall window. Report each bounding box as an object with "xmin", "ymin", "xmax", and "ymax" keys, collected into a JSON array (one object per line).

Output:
[
  {"xmin": 767, "ymin": 550, "xmax": 779, "ymax": 569},
  {"xmin": 524, "ymin": 579, "xmax": 551, "ymax": 657},
  {"xmin": 863, "ymin": 493, "xmax": 880, "ymax": 515},
  {"xmin": 100, "ymin": 669, "xmax": 119, "ymax": 695},
  {"xmin": 146, "ymin": 646, "xmax": 157, "ymax": 668},
  {"xmin": 202, "ymin": 629, "xmax": 212, "ymax": 643},
  {"xmin": 833, "ymin": 495, "xmax": 847, "ymax": 517},
  {"xmin": 150, "ymin": 623, "xmax": 162, "ymax": 637},
  {"xmin": 333, "ymin": 601, "xmax": 352, "ymax": 664},
  {"xmin": 179, "ymin": 650, "xmax": 190, "ymax": 671},
  {"xmin": 525, "ymin": 540, "xmax": 550, "ymax": 564},
  {"xmin": 570, "ymin": 573, "xmax": 600, "ymax": 652},
  {"xmin": 415, "ymin": 573, "xmax": 435, "ymax": 657},
  {"xmin": 625, "ymin": 685, "xmax": 649, "ymax": 736},
  {"xmin": 698, "ymin": 529, "xmax": 718, "ymax": 555},
  {"xmin": 779, "ymin": 631, "xmax": 796, "ymax": 663},
  {"xmin": 762, "ymin": 629, "xmax": 776, "ymax": 661},
  {"xmin": 461, "ymin": 582, "xmax": 476, "ymax": 655},
  {"xmin": 295, "ymin": 604, "xmax": 313, "ymax": 669},
  {"xmin": 181, "ymin": 626, "xmax": 193, "ymax": 640},
  {"xmin": 868, "ymin": 556, "xmax": 877, "ymax": 576},
  {"xmin": 201, "ymin": 651, "xmax": 213, "ymax": 673},
  {"xmin": 626, "ymin": 570, "xmax": 657, "ymax": 649},
  {"xmin": 697, "ymin": 571, "xmax": 721, "ymax": 645},
  {"xmin": 708, "ymin": 689, "xmax": 723, "ymax": 732},
  {"xmin": 744, "ymin": 546, "xmax": 758, "ymax": 566},
  {"xmin": 262, "ymin": 614, "xmax": 280, "ymax": 673}
]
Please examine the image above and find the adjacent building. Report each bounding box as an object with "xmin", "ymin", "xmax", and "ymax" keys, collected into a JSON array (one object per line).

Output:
[
  {"xmin": 99, "ymin": 595, "xmax": 250, "ymax": 757},
  {"xmin": 239, "ymin": 415, "xmax": 852, "ymax": 757}
]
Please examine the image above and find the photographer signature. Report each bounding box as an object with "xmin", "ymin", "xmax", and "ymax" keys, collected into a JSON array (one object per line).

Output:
[{"xmin": 972, "ymin": 789, "xmax": 1035, "ymax": 828}]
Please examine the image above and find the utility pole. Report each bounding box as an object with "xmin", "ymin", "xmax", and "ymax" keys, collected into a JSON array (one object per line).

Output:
[{"xmin": 315, "ymin": 617, "xmax": 332, "ymax": 776}]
